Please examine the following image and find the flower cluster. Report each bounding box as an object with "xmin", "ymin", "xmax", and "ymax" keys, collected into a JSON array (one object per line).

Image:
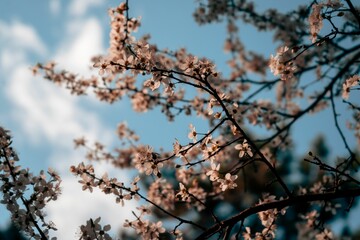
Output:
[
  {"xmin": 309, "ymin": 3, "xmax": 324, "ymax": 43},
  {"xmin": 342, "ymin": 75, "xmax": 359, "ymax": 100},
  {"xmin": 117, "ymin": 122, "xmax": 140, "ymax": 142},
  {"xmin": 133, "ymin": 146, "xmax": 163, "ymax": 177},
  {"xmin": 234, "ymin": 139, "xmax": 253, "ymax": 158},
  {"xmin": 78, "ymin": 217, "xmax": 111, "ymax": 240},
  {"xmin": 206, "ymin": 161, "xmax": 220, "ymax": 181},
  {"xmin": 269, "ymin": 46, "xmax": 296, "ymax": 81},
  {"xmin": 70, "ymin": 163, "xmax": 140, "ymax": 207},
  {"xmin": 308, "ymin": 0, "xmax": 343, "ymax": 43},
  {"xmin": 252, "ymin": 194, "xmax": 287, "ymax": 239},
  {"xmin": 123, "ymin": 209, "xmax": 166, "ymax": 240},
  {"xmin": 315, "ymin": 228, "xmax": 334, "ymax": 240},
  {"xmin": 218, "ymin": 173, "xmax": 238, "ymax": 191},
  {"xmin": 188, "ymin": 124, "xmax": 197, "ymax": 142},
  {"xmin": 148, "ymin": 179, "xmax": 175, "ymax": 211},
  {"xmin": 108, "ymin": 2, "xmax": 141, "ymax": 60},
  {"xmin": 0, "ymin": 127, "xmax": 61, "ymax": 239}
]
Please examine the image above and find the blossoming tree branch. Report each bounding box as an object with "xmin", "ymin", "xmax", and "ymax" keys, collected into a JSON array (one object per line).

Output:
[{"xmin": 1, "ymin": 0, "xmax": 360, "ymax": 239}]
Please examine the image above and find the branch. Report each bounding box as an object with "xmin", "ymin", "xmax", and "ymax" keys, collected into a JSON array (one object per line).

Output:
[
  {"xmin": 329, "ymin": 88, "xmax": 355, "ymax": 160},
  {"xmin": 345, "ymin": 0, "xmax": 360, "ymax": 29},
  {"xmin": 196, "ymin": 188, "xmax": 360, "ymax": 239},
  {"xmin": 81, "ymin": 170, "xmax": 206, "ymax": 231}
]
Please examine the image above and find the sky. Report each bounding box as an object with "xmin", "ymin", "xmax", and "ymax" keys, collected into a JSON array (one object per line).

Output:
[{"xmin": 0, "ymin": 0, "xmax": 358, "ymax": 239}]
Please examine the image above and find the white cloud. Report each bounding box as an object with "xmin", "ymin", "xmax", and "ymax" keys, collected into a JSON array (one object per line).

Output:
[
  {"xmin": 49, "ymin": 0, "xmax": 61, "ymax": 16},
  {"xmin": 0, "ymin": 20, "xmax": 47, "ymax": 56},
  {"xmin": 0, "ymin": 20, "xmax": 46, "ymax": 74},
  {"xmin": 0, "ymin": 48, "xmax": 26, "ymax": 71},
  {"xmin": 68, "ymin": 0, "xmax": 103, "ymax": 17},
  {"xmin": 54, "ymin": 17, "xmax": 105, "ymax": 75},
  {"xmin": 5, "ymin": 62, "xmax": 112, "ymax": 147},
  {"xmin": 1, "ymin": 16, "xmax": 108, "ymax": 146}
]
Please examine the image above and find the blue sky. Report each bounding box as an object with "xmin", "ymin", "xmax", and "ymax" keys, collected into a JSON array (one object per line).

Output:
[{"xmin": 0, "ymin": 0, "xmax": 358, "ymax": 239}]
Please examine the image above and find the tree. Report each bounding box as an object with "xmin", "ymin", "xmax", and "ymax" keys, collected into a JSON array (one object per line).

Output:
[{"xmin": 1, "ymin": 0, "xmax": 360, "ymax": 239}]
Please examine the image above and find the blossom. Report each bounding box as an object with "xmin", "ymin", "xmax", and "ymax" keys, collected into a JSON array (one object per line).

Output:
[
  {"xmin": 218, "ymin": 173, "xmax": 238, "ymax": 191},
  {"xmin": 176, "ymin": 183, "xmax": 189, "ymax": 200},
  {"xmin": 143, "ymin": 160, "xmax": 163, "ymax": 177},
  {"xmin": 173, "ymin": 139, "xmax": 182, "ymax": 156},
  {"xmin": 144, "ymin": 77, "xmax": 161, "ymax": 91},
  {"xmin": 123, "ymin": 216, "xmax": 165, "ymax": 239},
  {"xmin": 137, "ymin": 205, "xmax": 151, "ymax": 215},
  {"xmin": 188, "ymin": 124, "xmax": 197, "ymax": 142},
  {"xmin": 301, "ymin": 210, "xmax": 319, "ymax": 227},
  {"xmin": 308, "ymin": 1, "xmax": 343, "ymax": 43},
  {"xmin": 206, "ymin": 162, "xmax": 220, "ymax": 181},
  {"xmin": 179, "ymin": 55, "xmax": 199, "ymax": 74},
  {"xmin": 207, "ymin": 98, "xmax": 218, "ymax": 115},
  {"xmin": 148, "ymin": 179, "xmax": 175, "ymax": 210},
  {"xmin": 131, "ymin": 92, "xmax": 150, "ymax": 112},
  {"xmin": 78, "ymin": 174, "xmax": 96, "ymax": 192},
  {"xmin": 315, "ymin": 228, "xmax": 334, "ymax": 240},
  {"xmin": 235, "ymin": 139, "xmax": 253, "ymax": 158},
  {"xmin": 116, "ymin": 193, "xmax": 132, "ymax": 206},
  {"xmin": 176, "ymin": 168, "xmax": 194, "ymax": 184},
  {"xmin": 269, "ymin": 46, "xmax": 295, "ymax": 81},
  {"xmin": 172, "ymin": 229, "xmax": 183, "ymax": 240},
  {"xmin": 242, "ymin": 227, "xmax": 252, "ymax": 240},
  {"xmin": 79, "ymin": 217, "xmax": 112, "ymax": 240},
  {"xmin": 93, "ymin": 57, "xmax": 118, "ymax": 76},
  {"xmin": 342, "ymin": 75, "xmax": 359, "ymax": 100},
  {"xmin": 73, "ymin": 137, "xmax": 86, "ymax": 148},
  {"xmin": 309, "ymin": 3, "xmax": 324, "ymax": 43}
]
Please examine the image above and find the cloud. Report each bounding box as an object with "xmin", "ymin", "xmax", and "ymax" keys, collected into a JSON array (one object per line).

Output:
[
  {"xmin": 5, "ymin": 64, "xmax": 112, "ymax": 147},
  {"xmin": 68, "ymin": 0, "xmax": 103, "ymax": 17},
  {"xmin": 0, "ymin": 48, "xmax": 26, "ymax": 71},
  {"xmin": 0, "ymin": 20, "xmax": 47, "ymax": 56},
  {"xmin": 2, "ymin": 16, "xmax": 108, "ymax": 146},
  {"xmin": 54, "ymin": 17, "xmax": 105, "ymax": 75},
  {"xmin": 0, "ymin": 20, "xmax": 46, "ymax": 73},
  {"xmin": 49, "ymin": 0, "xmax": 61, "ymax": 16}
]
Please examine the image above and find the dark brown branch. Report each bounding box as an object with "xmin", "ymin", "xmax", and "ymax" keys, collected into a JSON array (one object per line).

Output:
[
  {"xmin": 329, "ymin": 88, "xmax": 355, "ymax": 160},
  {"xmin": 196, "ymin": 188, "xmax": 360, "ymax": 239},
  {"xmin": 345, "ymin": 0, "xmax": 360, "ymax": 29}
]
